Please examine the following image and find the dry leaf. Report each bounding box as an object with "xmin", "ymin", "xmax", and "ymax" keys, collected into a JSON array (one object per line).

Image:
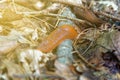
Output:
[
  {"xmin": 19, "ymin": 49, "xmax": 53, "ymax": 77},
  {"xmin": 55, "ymin": 61, "xmax": 77, "ymax": 80},
  {"xmin": 73, "ymin": 8, "xmax": 105, "ymax": 26},
  {"xmin": 2, "ymin": 59, "xmax": 24, "ymax": 79}
]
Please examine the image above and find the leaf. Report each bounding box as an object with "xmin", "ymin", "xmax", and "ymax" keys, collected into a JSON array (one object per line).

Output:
[
  {"xmin": 55, "ymin": 61, "xmax": 77, "ymax": 80},
  {"xmin": 2, "ymin": 59, "xmax": 24, "ymax": 79},
  {"xmin": 19, "ymin": 49, "xmax": 53, "ymax": 76},
  {"xmin": 112, "ymin": 31, "xmax": 120, "ymax": 61},
  {"xmin": 73, "ymin": 8, "xmax": 105, "ymax": 26}
]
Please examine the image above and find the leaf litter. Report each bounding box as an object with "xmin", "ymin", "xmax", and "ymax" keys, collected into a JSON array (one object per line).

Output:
[{"xmin": 1, "ymin": 0, "xmax": 120, "ymax": 80}]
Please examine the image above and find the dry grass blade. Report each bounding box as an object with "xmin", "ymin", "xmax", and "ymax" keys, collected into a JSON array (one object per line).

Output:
[
  {"xmin": 94, "ymin": 10, "xmax": 120, "ymax": 21},
  {"xmin": 0, "ymin": 40, "xmax": 19, "ymax": 54}
]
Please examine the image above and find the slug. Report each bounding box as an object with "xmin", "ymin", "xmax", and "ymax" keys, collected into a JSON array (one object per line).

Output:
[{"xmin": 37, "ymin": 25, "xmax": 78, "ymax": 52}]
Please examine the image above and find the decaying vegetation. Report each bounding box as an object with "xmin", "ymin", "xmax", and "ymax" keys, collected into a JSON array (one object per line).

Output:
[{"xmin": 0, "ymin": 0, "xmax": 120, "ymax": 80}]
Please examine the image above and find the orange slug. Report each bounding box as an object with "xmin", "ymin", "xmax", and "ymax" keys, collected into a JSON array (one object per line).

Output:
[{"xmin": 37, "ymin": 25, "xmax": 78, "ymax": 52}]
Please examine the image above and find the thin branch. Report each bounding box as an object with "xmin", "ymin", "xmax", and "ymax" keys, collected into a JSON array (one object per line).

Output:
[
  {"xmin": 44, "ymin": 13, "xmax": 92, "ymax": 26},
  {"xmin": 73, "ymin": 47, "xmax": 100, "ymax": 71},
  {"xmin": 94, "ymin": 11, "xmax": 120, "ymax": 21},
  {"xmin": 82, "ymin": 41, "xmax": 94, "ymax": 55}
]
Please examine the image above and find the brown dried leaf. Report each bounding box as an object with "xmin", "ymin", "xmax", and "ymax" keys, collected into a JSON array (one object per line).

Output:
[{"xmin": 73, "ymin": 8, "xmax": 105, "ymax": 26}]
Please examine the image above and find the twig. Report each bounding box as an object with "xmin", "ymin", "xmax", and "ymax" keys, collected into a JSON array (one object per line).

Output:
[
  {"xmin": 82, "ymin": 41, "xmax": 94, "ymax": 56},
  {"xmin": 13, "ymin": 73, "xmax": 63, "ymax": 79},
  {"xmin": 73, "ymin": 47, "xmax": 100, "ymax": 71},
  {"xmin": 44, "ymin": 13, "xmax": 92, "ymax": 26},
  {"xmin": 83, "ymin": 27, "xmax": 98, "ymax": 56},
  {"xmin": 12, "ymin": 0, "xmax": 92, "ymax": 26},
  {"xmin": 45, "ymin": 13, "xmax": 84, "ymax": 22},
  {"xmin": 32, "ymin": 16, "xmax": 55, "ymax": 28},
  {"xmin": 54, "ymin": 7, "xmax": 67, "ymax": 28},
  {"xmin": 94, "ymin": 11, "xmax": 120, "ymax": 21},
  {"xmin": 97, "ymin": 44, "xmax": 111, "ymax": 51}
]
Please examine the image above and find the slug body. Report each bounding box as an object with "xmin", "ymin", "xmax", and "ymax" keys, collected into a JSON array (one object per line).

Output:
[{"xmin": 37, "ymin": 25, "xmax": 78, "ymax": 52}]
